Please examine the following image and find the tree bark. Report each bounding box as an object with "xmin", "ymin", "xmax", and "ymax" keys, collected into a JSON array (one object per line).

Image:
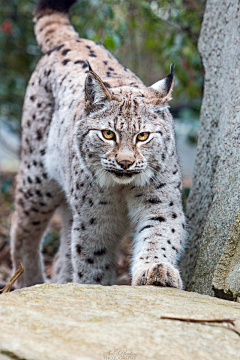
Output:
[{"xmin": 180, "ymin": 0, "xmax": 240, "ymax": 299}]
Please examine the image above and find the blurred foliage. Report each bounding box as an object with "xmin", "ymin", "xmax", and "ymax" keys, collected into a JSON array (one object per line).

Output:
[
  {"xmin": 0, "ymin": 0, "xmax": 206, "ymax": 135},
  {"xmin": 42, "ymin": 230, "xmax": 60, "ymax": 257}
]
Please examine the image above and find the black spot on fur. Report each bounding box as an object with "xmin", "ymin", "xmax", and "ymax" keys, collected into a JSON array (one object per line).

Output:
[
  {"xmin": 18, "ymin": 198, "xmax": 24, "ymax": 207},
  {"xmin": 32, "ymin": 221, "xmax": 40, "ymax": 225},
  {"xmin": 182, "ymin": 223, "xmax": 185, "ymax": 229},
  {"xmin": 81, "ymin": 224, "xmax": 85, "ymax": 230},
  {"xmin": 147, "ymin": 197, "xmax": 161, "ymax": 204},
  {"xmin": 76, "ymin": 244, "xmax": 82, "ymax": 254},
  {"xmin": 103, "ymin": 61, "xmax": 108, "ymax": 65},
  {"xmin": 56, "ymin": 44, "xmax": 65, "ymax": 51},
  {"xmin": 172, "ymin": 213, "xmax": 177, "ymax": 219},
  {"xmin": 89, "ymin": 199, "xmax": 93, "ymax": 206},
  {"xmin": 173, "ymin": 169, "xmax": 178, "ymax": 175},
  {"xmin": 78, "ymin": 272, "xmax": 83, "ymax": 278},
  {"xmin": 30, "ymin": 95, "xmax": 35, "ymax": 101},
  {"xmin": 62, "ymin": 59, "xmax": 70, "ymax": 65},
  {"xmin": 43, "ymin": 173, "xmax": 48, "ymax": 179},
  {"xmin": 36, "ymin": 190, "xmax": 42, "ymax": 197},
  {"xmin": 36, "ymin": 130, "xmax": 42, "ymax": 140},
  {"xmin": 82, "ymin": 62, "xmax": 88, "ymax": 69},
  {"xmin": 90, "ymin": 217, "xmax": 96, "ymax": 225},
  {"xmin": 94, "ymin": 275, "xmax": 102, "ymax": 283},
  {"xmin": 74, "ymin": 60, "xmax": 84, "ymax": 65},
  {"xmin": 94, "ymin": 248, "xmax": 106, "ymax": 256},
  {"xmin": 46, "ymin": 192, "xmax": 53, "ymax": 198},
  {"xmin": 171, "ymin": 228, "xmax": 175, "ymax": 233},
  {"xmin": 36, "ymin": 177, "xmax": 41, "ymax": 184},
  {"xmin": 151, "ymin": 216, "xmax": 166, "ymax": 222},
  {"xmin": 89, "ymin": 53, "xmax": 96, "ymax": 58},
  {"xmin": 108, "ymin": 67, "xmax": 114, "ymax": 71},
  {"xmin": 156, "ymin": 183, "xmax": 166, "ymax": 189},
  {"xmin": 139, "ymin": 225, "xmax": 153, "ymax": 233},
  {"xmin": 162, "ymin": 154, "xmax": 166, "ymax": 161},
  {"xmin": 106, "ymin": 72, "xmax": 111, "ymax": 77},
  {"xmin": 86, "ymin": 45, "xmax": 91, "ymax": 49},
  {"xmin": 99, "ymin": 201, "xmax": 108, "ymax": 205},
  {"xmin": 40, "ymin": 149, "xmax": 46, "ymax": 156},
  {"xmin": 62, "ymin": 49, "xmax": 71, "ymax": 55},
  {"xmin": 103, "ymin": 82, "xmax": 110, "ymax": 88},
  {"xmin": 167, "ymin": 240, "xmax": 171, "ymax": 244},
  {"xmin": 87, "ymin": 258, "xmax": 94, "ymax": 264},
  {"xmin": 32, "ymin": 207, "xmax": 39, "ymax": 213},
  {"xmin": 169, "ymin": 201, "xmax": 174, "ymax": 206},
  {"xmin": 27, "ymin": 176, "xmax": 32, "ymax": 184}
]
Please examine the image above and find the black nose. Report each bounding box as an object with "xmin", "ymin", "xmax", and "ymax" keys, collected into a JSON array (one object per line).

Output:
[{"xmin": 117, "ymin": 160, "xmax": 134, "ymax": 169}]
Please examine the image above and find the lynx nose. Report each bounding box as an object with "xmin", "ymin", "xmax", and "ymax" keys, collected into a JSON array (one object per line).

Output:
[{"xmin": 117, "ymin": 159, "xmax": 134, "ymax": 169}]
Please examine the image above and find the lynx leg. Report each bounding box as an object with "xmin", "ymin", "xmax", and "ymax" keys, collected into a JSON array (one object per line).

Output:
[
  {"xmin": 11, "ymin": 168, "xmax": 62, "ymax": 288},
  {"xmin": 51, "ymin": 203, "xmax": 73, "ymax": 284},
  {"xmin": 69, "ymin": 182, "xmax": 128, "ymax": 286}
]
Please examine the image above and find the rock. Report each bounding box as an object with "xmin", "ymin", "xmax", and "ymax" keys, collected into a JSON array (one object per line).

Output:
[
  {"xmin": 180, "ymin": 0, "xmax": 240, "ymax": 299},
  {"xmin": 0, "ymin": 284, "xmax": 240, "ymax": 359}
]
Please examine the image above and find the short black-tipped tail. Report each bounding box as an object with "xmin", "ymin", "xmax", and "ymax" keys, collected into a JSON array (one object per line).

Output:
[
  {"xmin": 35, "ymin": 0, "xmax": 77, "ymax": 14},
  {"xmin": 34, "ymin": 0, "xmax": 79, "ymax": 53}
]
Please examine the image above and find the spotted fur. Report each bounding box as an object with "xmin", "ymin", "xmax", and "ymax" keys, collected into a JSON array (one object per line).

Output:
[{"xmin": 11, "ymin": 0, "xmax": 186, "ymax": 288}]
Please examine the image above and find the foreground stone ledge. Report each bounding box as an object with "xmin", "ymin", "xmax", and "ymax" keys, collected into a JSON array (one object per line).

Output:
[{"xmin": 0, "ymin": 284, "xmax": 240, "ymax": 360}]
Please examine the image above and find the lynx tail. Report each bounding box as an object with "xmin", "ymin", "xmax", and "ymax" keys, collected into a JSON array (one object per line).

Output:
[{"xmin": 34, "ymin": 0, "xmax": 78, "ymax": 53}]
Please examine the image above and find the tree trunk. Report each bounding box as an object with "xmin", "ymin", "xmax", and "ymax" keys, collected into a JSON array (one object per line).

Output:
[{"xmin": 180, "ymin": 0, "xmax": 240, "ymax": 299}]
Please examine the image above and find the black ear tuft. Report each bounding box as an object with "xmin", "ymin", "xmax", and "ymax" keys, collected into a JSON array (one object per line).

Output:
[
  {"xmin": 170, "ymin": 63, "xmax": 175, "ymax": 75},
  {"xmin": 35, "ymin": 0, "xmax": 77, "ymax": 14},
  {"xmin": 86, "ymin": 60, "xmax": 94, "ymax": 73},
  {"xmin": 165, "ymin": 64, "xmax": 175, "ymax": 94}
]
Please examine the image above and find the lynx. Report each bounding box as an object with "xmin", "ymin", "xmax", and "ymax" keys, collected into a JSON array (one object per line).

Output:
[{"xmin": 11, "ymin": 0, "xmax": 186, "ymax": 289}]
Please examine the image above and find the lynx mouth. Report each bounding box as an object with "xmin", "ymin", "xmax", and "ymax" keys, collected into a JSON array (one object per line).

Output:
[{"xmin": 107, "ymin": 170, "xmax": 140, "ymax": 178}]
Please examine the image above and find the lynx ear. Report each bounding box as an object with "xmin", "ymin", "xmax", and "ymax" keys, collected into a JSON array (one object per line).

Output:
[
  {"xmin": 85, "ymin": 64, "xmax": 111, "ymax": 111},
  {"xmin": 150, "ymin": 63, "xmax": 174, "ymax": 102}
]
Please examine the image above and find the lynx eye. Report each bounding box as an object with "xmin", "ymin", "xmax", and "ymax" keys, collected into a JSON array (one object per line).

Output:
[
  {"xmin": 102, "ymin": 130, "xmax": 115, "ymax": 140},
  {"xmin": 137, "ymin": 132, "xmax": 149, "ymax": 141}
]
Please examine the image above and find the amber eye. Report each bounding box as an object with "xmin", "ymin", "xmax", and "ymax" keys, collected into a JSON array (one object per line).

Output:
[
  {"xmin": 137, "ymin": 132, "xmax": 149, "ymax": 141},
  {"xmin": 102, "ymin": 130, "xmax": 115, "ymax": 140}
]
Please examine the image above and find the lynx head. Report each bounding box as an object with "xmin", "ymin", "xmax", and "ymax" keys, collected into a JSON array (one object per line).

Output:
[{"xmin": 76, "ymin": 64, "xmax": 175, "ymax": 188}]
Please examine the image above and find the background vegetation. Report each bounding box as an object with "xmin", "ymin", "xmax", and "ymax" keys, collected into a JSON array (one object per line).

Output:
[
  {"xmin": 0, "ymin": 0, "xmax": 206, "ymax": 287},
  {"xmin": 0, "ymin": 0, "xmax": 205, "ymax": 136}
]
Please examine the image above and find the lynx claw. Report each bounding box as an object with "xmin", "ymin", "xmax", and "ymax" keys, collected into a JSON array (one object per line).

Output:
[{"xmin": 132, "ymin": 263, "xmax": 182, "ymax": 289}]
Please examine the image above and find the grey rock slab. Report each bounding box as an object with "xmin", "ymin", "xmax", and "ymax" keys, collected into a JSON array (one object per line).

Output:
[
  {"xmin": 180, "ymin": 0, "xmax": 240, "ymax": 298},
  {"xmin": 0, "ymin": 284, "xmax": 240, "ymax": 360}
]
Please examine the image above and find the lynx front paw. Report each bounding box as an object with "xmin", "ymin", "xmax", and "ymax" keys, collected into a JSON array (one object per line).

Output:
[{"xmin": 132, "ymin": 263, "xmax": 182, "ymax": 289}]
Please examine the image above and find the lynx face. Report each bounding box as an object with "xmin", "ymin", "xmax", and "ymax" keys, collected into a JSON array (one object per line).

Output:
[{"xmin": 76, "ymin": 73, "xmax": 174, "ymax": 188}]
